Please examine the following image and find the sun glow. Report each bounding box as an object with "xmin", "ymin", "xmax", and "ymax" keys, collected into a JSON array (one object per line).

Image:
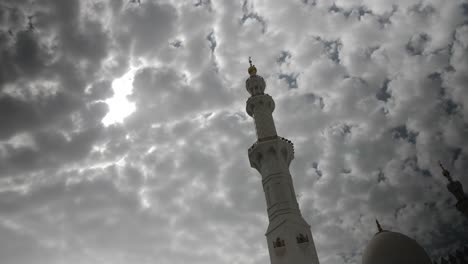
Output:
[{"xmin": 102, "ymin": 70, "xmax": 137, "ymax": 126}]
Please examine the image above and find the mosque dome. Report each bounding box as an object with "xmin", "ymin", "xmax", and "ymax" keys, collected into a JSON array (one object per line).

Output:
[{"xmin": 362, "ymin": 226, "xmax": 432, "ymax": 264}]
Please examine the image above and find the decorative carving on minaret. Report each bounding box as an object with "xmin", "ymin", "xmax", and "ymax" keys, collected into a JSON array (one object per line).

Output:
[
  {"xmin": 296, "ymin": 233, "xmax": 310, "ymax": 244},
  {"xmin": 273, "ymin": 237, "xmax": 286, "ymax": 248}
]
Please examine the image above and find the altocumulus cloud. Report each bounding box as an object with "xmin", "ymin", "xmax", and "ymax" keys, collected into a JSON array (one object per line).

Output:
[{"xmin": 0, "ymin": 0, "xmax": 467, "ymax": 264}]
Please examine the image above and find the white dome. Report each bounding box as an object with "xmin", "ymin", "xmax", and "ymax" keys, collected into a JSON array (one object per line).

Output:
[{"xmin": 362, "ymin": 231, "xmax": 432, "ymax": 264}]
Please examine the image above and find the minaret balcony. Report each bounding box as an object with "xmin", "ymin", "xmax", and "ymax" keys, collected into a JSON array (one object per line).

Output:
[
  {"xmin": 296, "ymin": 233, "xmax": 311, "ymax": 250},
  {"xmin": 248, "ymin": 137, "xmax": 295, "ymax": 175},
  {"xmin": 272, "ymin": 237, "xmax": 287, "ymax": 256},
  {"xmin": 246, "ymin": 74, "xmax": 266, "ymax": 96},
  {"xmin": 246, "ymin": 93, "xmax": 275, "ymax": 117}
]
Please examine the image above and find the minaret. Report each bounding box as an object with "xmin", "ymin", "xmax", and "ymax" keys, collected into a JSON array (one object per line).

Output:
[
  {"xmin": 245, "ymin": 58, "xmax": 320, "ymax": 264},
  {"xmin": 439, "ymin": 162, "xmax": 468, "ymax": 219}
]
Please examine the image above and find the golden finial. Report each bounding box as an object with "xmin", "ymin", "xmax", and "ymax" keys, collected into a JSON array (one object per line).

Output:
[
  {"xmin": 248, "ymin": 56, "xmax": 257, "ymax": 76},
  {"xmin": 439, "ymin": 161, "xmax": 453, "ymax": 182}
]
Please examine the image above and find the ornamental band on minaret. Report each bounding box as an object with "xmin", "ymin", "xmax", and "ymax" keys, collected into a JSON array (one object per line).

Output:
[{"xmin": 245, "ymin": 58, "xmax": 320, "ymax": 264}]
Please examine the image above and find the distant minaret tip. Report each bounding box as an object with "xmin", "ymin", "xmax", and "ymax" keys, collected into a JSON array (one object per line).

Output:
[
  {"xmin": 248, "ymin": 56, "xmax": 257, "ymax": 76},
  {"xmin": 375, "ymin": 219, "xmax": 384, "ymax": 233},
  {"xmin": 438, "ymin": 161, "xmax": 453, "ymax": 182}
]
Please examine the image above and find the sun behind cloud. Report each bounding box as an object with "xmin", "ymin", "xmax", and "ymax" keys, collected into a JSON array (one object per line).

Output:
[{"xmin": 102, "ymin": 69, "xmax": 137, "ymax": 126}]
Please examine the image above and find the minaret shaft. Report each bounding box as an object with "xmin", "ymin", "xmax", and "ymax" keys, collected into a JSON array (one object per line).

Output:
[
  {"xmin": 264, "ymin": 174, "xmax": 302, "ymax": 222},
  {"xmin": 245, "ymin": 61, "xmax": 320, "ymax": 264},
  {"xmin": 247, "ymin": 94, "xmax": 278, "ymax": 140}
]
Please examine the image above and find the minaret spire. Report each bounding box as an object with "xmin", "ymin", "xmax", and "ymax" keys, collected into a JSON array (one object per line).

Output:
[
  {"xmin": 438, "ymin": 161, "xmax": 453, "ymax": 182},
  {"xmin": 248, "ymin": 56, "xmax": 257, "ymax": 76},
  {"xmin": 245, "ymin": 58, "xmax": 320, "ymax": 264},
  {"xmin": 438, "ymin": 161, "xmax": 468, "ymax": 219},
  {"xmin": 375, "ymin": 219, "xmax": 383, "ymax": 233}
]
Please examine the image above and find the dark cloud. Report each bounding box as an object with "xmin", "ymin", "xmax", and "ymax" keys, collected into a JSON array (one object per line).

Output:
[
  {"xmin": 0, "ymin": 224, "xmax": 58, "ymax": 264},
  {"xmin": 391, "ymin": 125, "xmax": 418, "ymax": 144},
  {"xmin": 1, "ymin": 1, "xmax": 468, "ymax": 264},
  {"xmin": 126, "ymin": 66, "xmax": 231, "ymax": 127},
  {"xmin": 375, "ymin": 78, "xmax": 391, "ymax": 102},
  {"xmin": 206, "ymin": 30, "xmax": 217, "ymax": 53},
  {"xmin": 0, "ymin": 30, "xmax": 45, "ymax": 87},
  {"xmin": 86, "ymin": 80, "xmax": 114, "ymax": 101},
  {"xmin": 278, "ymin": 73, "xmax": 298, "ymax": 89},
  {"xmin": 276, "ymin": 50, "xmax": 291, "ymax": 64},
  {"xmin": 0, "ymin": 125, "xmax": 104, "ymax": 176},
  {"xmin": 0, "ymin": 92, "xmax": 81, "ymax": 140},
  {"xmin": 406, "ymin": 33, "xmax": 430, "ymax": 55},
  {"xmin": 118, "ymin": 1, "xmax": 177, "ymax": 57}
]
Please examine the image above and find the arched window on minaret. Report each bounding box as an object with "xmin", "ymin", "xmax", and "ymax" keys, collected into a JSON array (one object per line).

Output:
[
  {"xmin": 296, "ymin": 233, "xmax": 309, "ymax": 244},
  {"xmin": 273, "ymin": 237, "xmax": 285, "ymax": 248}
]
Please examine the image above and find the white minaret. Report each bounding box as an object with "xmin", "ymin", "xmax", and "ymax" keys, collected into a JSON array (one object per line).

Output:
[{"xmin": 245, "ymin": 58, "xmax": 320, "ymax": 264}]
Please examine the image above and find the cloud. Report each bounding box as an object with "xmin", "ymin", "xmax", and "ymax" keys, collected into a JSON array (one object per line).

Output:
[
  {"xmin": 1, "ymin": 0, "xmax": 468, "ymax": 264},
  {"xmin": 117, "ymin": 1, "xmax": 177, "ymax": 58},
  {"xmin": 125, "ymin": 65, "xmax": 231, "ymax": 126}
]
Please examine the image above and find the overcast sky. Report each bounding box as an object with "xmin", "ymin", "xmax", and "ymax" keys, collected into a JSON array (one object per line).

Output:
[{"xmin": 0, "ymin": 0, "xmax": 468, "ymax": 263}]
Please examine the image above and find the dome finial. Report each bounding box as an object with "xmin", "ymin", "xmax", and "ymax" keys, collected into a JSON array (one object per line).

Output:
[
  {"xmin": 376, "ymin": 219, "xmax": 384, "ymax": 233},
  {"xmin": 438, "ymin": 161, "xmax": 453, "ymax": 182},
  {"xmin": 248, "ymin": 56, "xmax": 257, "ymax": 76}
]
